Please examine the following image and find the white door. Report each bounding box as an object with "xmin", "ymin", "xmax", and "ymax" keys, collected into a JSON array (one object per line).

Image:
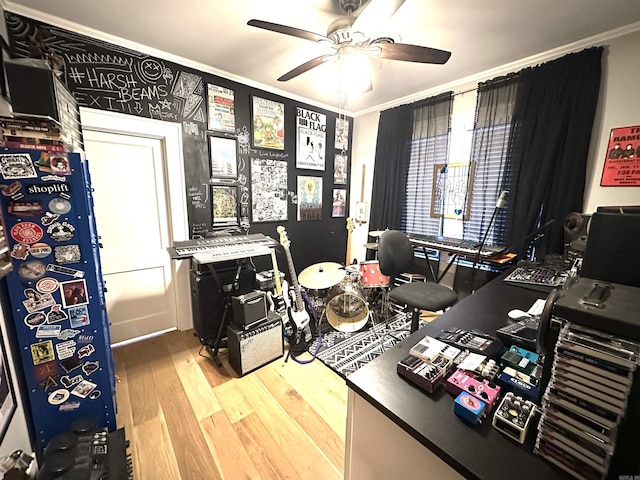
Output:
[{"xmin": 83, "ymin": 130, "xmax": 177, "ymax": 343}]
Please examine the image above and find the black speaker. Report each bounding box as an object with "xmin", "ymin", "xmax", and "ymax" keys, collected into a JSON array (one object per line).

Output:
[
  {"xmin": 563, "ymin": 212, "xmax": 590, "ymax": 261},
  {"xmin": 190, "ymin": 262, "xmax": 255, "ymax": 342},
  {"xmin": 231, "ymin": 290, "xmax": 267, "ymax": 329},
  {"xmin": 227, "ymin": 313, "xmax": 284, "ymax": 376}
]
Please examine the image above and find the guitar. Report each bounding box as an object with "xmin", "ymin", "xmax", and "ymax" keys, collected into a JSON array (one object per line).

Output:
[
  {"xmin": 277, "ymin": 226, "xmax": 312, "ymax": 353},
  {"xmin": 266, "ymin": 249, "xmax": 288, "ymax": 321},
  {"xmin": 346, "ymin": 217, "xmax": 356, "ymax": 265}
]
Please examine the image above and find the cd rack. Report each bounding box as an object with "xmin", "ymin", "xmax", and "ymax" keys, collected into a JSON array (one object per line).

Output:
[{"xmin": 534, "ymin": 322, "xmax": 640, "ymax": 480}]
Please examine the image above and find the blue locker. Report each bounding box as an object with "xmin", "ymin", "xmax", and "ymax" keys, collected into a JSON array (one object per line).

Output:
[{"xmin": 0, "ymin": 147, "xmax": 116, "ymax": 454}]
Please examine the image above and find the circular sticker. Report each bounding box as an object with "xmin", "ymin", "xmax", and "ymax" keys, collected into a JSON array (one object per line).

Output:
[
  {"xmin": 10, "ymin": 222, "xmax": 44, "ymax": 244},
  {"xmin": 48, "ymin": 389, "xmax": 70, "ymax": 405},
  {"xmin": 18, "ymin": 261, "xmax": 46, "ymax": 280},
  {"xmin": 49, "ymin": 197, "xmax": 72, "ymax": 214},
  {"xmin": 30, "ymin": 242, "xmax": 52, "ymax": 258},
  {"xmin": 36, "ymin": 277, "xmax": 60, "ymax": 294}
]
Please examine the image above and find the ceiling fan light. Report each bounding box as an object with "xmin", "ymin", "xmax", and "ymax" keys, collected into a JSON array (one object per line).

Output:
[{"xmin": 336, "ymin": 50, "xmax": 372, "ymax": 94}]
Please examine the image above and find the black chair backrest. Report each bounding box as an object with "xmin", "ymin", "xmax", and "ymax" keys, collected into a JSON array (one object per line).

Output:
[{"xmin": 378, "ymin": 230, "xmax": 414, "ymax": 277}]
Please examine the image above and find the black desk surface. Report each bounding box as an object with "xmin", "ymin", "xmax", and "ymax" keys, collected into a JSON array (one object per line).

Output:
[{"xmin": 346, "ymin": 273, "xmax": 573, "ymax": 480}]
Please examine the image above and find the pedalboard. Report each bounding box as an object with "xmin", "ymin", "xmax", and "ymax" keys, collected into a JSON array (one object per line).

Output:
[
  {"xmin": 446, "ymin": 369, "xmax": 501, "ymax": 412},
  {"xmin": 492, "ymin": 392, "xmax": 537, "ymax": 444}
]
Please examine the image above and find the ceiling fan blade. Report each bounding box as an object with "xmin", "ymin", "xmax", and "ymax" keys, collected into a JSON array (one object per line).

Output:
[
  {"xmin": 351, "ymin": 0, "xmax": 406, "ymax": 36},
  {"xmin": 247, "ymin": 19, "xmax": 329, "ymax": 43},
  {"xmin": 278, "ymin": 55, "xmax": 333, "ymax": 81},
  {"xmin": 376, "ymin": 42, "xmax": 451, "ymax": 64}
]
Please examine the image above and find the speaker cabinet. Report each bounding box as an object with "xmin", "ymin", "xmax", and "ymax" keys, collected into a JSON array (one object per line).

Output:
[
  {"xmin": 563, "ymin": 212, "xmax": 590, "ymax": 261},
  {"xmin": 227, "ymin": 313, "xmax": 284, "ymax": 376},
  {"xmin": 190, "ymin": 263, "xmax": 255, "ymax": 342}
]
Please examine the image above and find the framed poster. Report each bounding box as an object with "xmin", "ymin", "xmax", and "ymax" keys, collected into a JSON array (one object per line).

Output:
[
  {"xmin": 0, "ymin": 328, "xmax": 16, "ymax": 443},
  {"xmin": 297, "ymin": 176, "xmax": 323, "ymax": 221},
  {"xmin": 296, "ymin": 107, "xmax": 326, "ymax": 170},
  {"xmin": 208, "ymin": 134, "xmax": 238, "ymax": 179},
  {"xmin": 335, "ymin": 117, "xmax": 349, "ymax": 150},
  {"xmin": 251, "ymin": 158, "xmax": 288, "ymax": 223},
  {"xmin": 334, "ymin": 153, "xmax": 347, "ymax": 184},
  {"xmin": 212, "ymin": 185, "xmax": 239, "ymax": 226},
  {"xmin": 252, "ymin": 96, "xmax": 284, "ymax": 150},
  {"xmin": 332, "ymin": 188, "xmax": 347, "ymax": 217},
  {"xmin": 601, "ymin": 125, "xmax": 640, "ymax": 186},
  {"xmin": 207, "ymin": 84, "xmax": 235, "ymax": 133}
]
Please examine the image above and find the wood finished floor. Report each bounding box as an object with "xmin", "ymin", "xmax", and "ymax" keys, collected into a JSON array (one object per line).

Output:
[{"xmin": 112, "ymin": 329, "xmax": 347, "ymax": 480}]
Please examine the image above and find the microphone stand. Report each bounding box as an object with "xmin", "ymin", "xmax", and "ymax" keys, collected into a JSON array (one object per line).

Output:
[{"xmin": 469, "ymin": 191, "xmax": 509, "ymax": 294}]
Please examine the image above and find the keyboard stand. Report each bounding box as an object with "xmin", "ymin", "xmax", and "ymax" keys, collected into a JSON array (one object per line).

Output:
[
  {"xmin": 414, "ymin": 245, "xmax": 459, "ymax": 284},
  {"xmin": 208, "ymin": 262, "xmax": 241, "ymax": 367}
]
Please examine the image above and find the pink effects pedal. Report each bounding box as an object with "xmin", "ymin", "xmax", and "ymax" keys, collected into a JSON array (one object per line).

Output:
[{"xmin": 446, "ymin": 369, "xmax": 501, "ymax": 412}]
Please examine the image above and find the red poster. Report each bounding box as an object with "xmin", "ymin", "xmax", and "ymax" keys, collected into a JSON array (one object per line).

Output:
[{"xmin": 600, "ymin": 125, "xmax": 640, "ymax": 186}]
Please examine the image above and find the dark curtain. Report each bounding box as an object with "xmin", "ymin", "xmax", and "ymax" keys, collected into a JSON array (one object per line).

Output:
[
  {"xmin": 368, "ymin": 103, "xmax": 413, "ymax": 231},
  {"xmin": 464, "ymin": 74, "xmax": 520, "ymax": 246},
  {"xmin": 505, "ymin": 47, "xmax": 603, "ymax": 259}
]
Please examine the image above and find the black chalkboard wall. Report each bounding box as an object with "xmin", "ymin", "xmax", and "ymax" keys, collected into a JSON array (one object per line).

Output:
[{"xmin": 4, "ymin": 11, "xmax": 354, "ymax": 273}]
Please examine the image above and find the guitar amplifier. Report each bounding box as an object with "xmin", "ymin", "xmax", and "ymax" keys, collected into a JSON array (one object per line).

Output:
[{"xmin": 227, "ymin": 312, "xmax": 284, "ymax": 376}]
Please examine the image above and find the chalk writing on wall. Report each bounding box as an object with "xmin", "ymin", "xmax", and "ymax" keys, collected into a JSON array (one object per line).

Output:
[{"xmin": 5, "ymin": 12, "xmax": 205, "ymax": 123}]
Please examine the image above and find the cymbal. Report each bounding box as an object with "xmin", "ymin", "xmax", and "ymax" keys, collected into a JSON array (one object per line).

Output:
[
  {"xmin": 364, "ymin": 243, "xmax": 379, "ymax": 250},
  {"xmin": 368, "ymin": 230, "xmax": 385, "ymax": 238},
  {"xmin": 298, "ymin": 262, "xmax": 346, "ymax": 290}
]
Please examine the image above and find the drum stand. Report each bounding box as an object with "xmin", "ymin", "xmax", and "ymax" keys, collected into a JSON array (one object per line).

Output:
[{"xmin": 367, "ymin": 286, "xmax": 392, "ymax": 323}]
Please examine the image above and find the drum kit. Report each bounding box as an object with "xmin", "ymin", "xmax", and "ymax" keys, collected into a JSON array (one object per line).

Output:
[{"xmin": 297, "ymin": 230, "xmax": 392, "ymax": 334}]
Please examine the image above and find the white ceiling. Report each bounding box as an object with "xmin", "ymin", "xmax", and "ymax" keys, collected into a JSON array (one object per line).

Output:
[{"xmin": 4, "ymin": 0, "xmax": 640, "ymax": 115}]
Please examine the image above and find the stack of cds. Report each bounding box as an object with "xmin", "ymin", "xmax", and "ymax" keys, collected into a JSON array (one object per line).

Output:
[{"xmin": 535, "ymin": 322, "xmax": 640, "ymax": 480}]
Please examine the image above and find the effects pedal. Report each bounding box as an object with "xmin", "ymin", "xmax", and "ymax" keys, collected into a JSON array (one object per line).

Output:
[
  {"xmin": 446, "ymin": 369, "xmax": 501, "ymax": 412},
  {"xmin": 437, "ymin": 328, "xmax": 504, "ymax": 357},
  {"xmin": 454, "ymin": 392, "xmax": 486, "ymax": 425},
  {"xmin": 397, "ymin": 354, "xmax": 448, "ymax": 393},
  {"xmin": 500, "ymin": 345, "xmax": 540, "ymax": 375},
  {"xmin": 496, "ymin": 366, "xmax": 540, "ymax": 402},
  {"xmin": 492, "ymin": 392, "xmax": 537, "ymax": 444},
  {"xmin": 409, "ymin": 335, "xmax": 462, "ymax": 363}
]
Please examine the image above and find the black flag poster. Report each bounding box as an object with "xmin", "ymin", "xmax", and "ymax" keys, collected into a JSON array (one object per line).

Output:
[{"xmin": 296, "ymin": 107, "xmax": 326, "ymax": 171}]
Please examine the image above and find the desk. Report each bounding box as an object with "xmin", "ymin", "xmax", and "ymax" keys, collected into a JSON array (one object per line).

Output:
[{"xmin": 345, "ymin": 272, "xmax": 572, "ymax": 480}]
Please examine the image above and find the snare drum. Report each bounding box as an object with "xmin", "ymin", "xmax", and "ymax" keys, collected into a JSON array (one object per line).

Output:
[
  {"xmin": 325, "ymin": 282, "xmax": 369, "ymax": 333},
  {"xmin": 359, "ymin": 261, "xmax": 390, "ymax": 288}
]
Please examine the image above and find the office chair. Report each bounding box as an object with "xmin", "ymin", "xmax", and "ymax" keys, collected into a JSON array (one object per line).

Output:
[{"xmin": 378, "ymin": 230, "xmax": 458, "ymax": 333}]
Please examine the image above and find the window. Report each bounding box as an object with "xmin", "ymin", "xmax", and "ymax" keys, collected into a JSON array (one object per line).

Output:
[{"xmin": 401, "ymin": 95, "xmax": 453, "ymax": 238}]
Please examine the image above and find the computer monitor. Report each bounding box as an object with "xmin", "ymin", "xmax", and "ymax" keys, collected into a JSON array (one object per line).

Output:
[{"xmin": 580, "ymin": 211, "xmax": 640, "ymax": 287}]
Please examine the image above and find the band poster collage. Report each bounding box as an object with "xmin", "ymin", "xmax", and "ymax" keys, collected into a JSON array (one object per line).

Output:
[{"xmin": 206, "ymin": 84, "xmax": 349, "ymax": 226}]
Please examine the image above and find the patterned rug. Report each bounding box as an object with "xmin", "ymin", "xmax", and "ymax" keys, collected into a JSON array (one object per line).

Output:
[{"xmin": 307, "ymin": 313, "xmax": 414, "ymax": 378}]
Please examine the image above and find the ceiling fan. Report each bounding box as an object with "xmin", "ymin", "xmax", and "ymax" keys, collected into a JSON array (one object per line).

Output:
[{"xmin": 247, "ymin": 0, "xmax": 451, "ymax": 85}]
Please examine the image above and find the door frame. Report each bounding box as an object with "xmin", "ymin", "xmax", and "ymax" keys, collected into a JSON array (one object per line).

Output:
[{"xmin": 79, "ymin": 108, "xmax": 192, "ymax": 333}]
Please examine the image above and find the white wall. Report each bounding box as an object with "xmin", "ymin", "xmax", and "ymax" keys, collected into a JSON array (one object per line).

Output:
[
  {"xmin": 583, "ymin": 29, "xmax": 640, "ymax": 212},
  {"xmin": 350, "ymin": 28, "xmax": 640, "ymax": 262}
]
